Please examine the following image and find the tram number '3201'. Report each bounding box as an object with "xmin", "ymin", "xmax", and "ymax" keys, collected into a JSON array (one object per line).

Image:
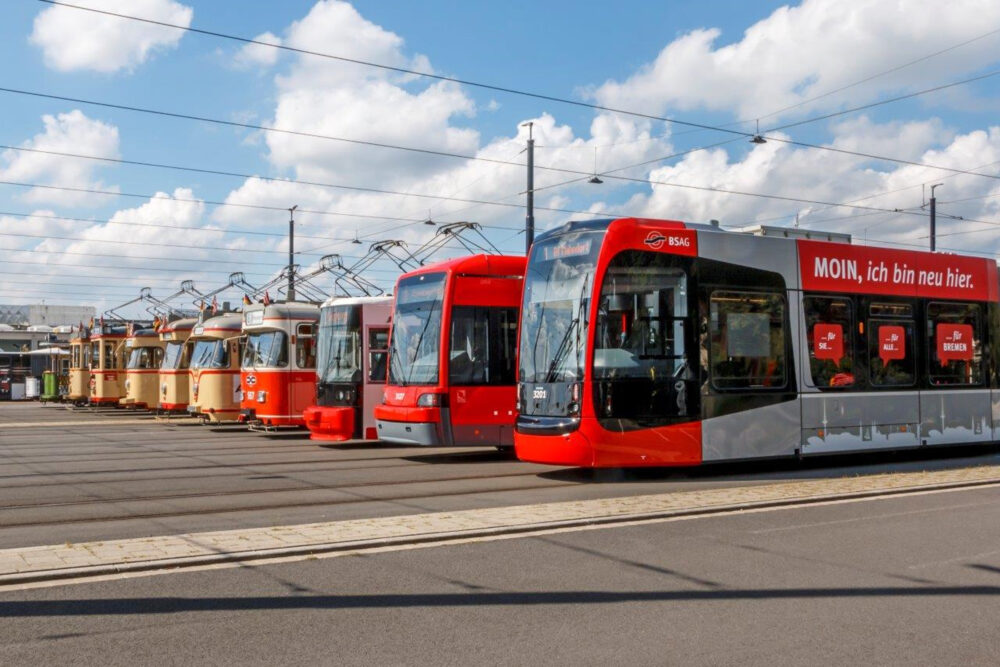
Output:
[
  {"xmin": 644, "ymin": 231, "xmax": 691, "ymax": 250},
  {"xmin": 532, "ymin": 387, "xmax": 547, "ymax": 400}
]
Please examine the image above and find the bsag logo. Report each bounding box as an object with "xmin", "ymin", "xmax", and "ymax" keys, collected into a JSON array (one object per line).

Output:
[
  {"xmin": 245, "ymin": 375, "xmax": 257, "ymax": 387},
  {"xmin": 644, "ymin": 232, "xmax": 667, "ymax": 249}
]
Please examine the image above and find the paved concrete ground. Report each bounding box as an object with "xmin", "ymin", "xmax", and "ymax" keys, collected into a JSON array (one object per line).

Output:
[
  {"xmin": 4, "ymin": 401, "xmax": 1000, "ymax": 554},
  {"xmin": 1, "ymin": 484, "xmax": 998, "ymax": 665}
]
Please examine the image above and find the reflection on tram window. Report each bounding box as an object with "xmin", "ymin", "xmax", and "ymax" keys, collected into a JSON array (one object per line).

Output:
[
  {"xmin": 190, "ymin": 340, "xmax": 229, "ymax": 370},
  {"xmin": 448, "ymin": 306, "xmax": 518, "ymax": 386},
  {"xmin": 592, "ymin": 251, "xmax": 693, "ymax": 428},
  {"xmin": 927, "ymin": 302, "xmax": 982, "ymax": 386},
  {"xmin": 803, "ymin": 296, "xmax": 855, "ymax": 389},
  {"xmin": 127, "ymin": 347, "xmax": 163, "ymax": 369},
  {"xmin": 709, "ymin": 291, "xmax": 786, "ymax": 390},
  {"xmin": 868, "ymin": 301, "xmax": 915, "ymax": 387},
  {"xmin": 296, "ymin": 323, "xmax": 317, "ymax": 369},
  {"xmin": 242, "ymin": 331, "xmax": 289, "ymax": 368},
  {"xmin": 368, "ymin": 328, "xmax": 389, "ymax": 384}
]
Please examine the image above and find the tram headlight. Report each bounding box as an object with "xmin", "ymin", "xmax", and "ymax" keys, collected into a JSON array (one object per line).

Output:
[
  {"xmin": 417, "ymin": 393, "xmax": 442, "ymax": 407},
  {"xmin": 334, "ymin": 388, "xmax": 357, "ymax": 404},
  {"xmin": 124, "ymin": 379, "xmax": 131, "ymax": 392},
  {"xmin": 257, "ymin": 390, "xmax": 267, "ymax": 404},
  {"xmin": 161, "ymin": 382, "xmax": 167, "ymax": 396}
]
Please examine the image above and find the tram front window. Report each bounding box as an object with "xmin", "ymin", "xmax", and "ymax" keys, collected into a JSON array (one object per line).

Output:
[
  {"xmin": 127, "ymin": 347, "xmax": 163, "ymax": 370},
  {"xmin": 242, "ymin": 331, "xmax": 288, "ymax": 368},
  {"xmin": 317, "ymin": 305, "xmax": 362, "ymax": 384},
  {"xmin": 190, "ymin": 340, "xmax": 229, "ymax": 370},
  {"xmin": 162, "ymin": 341, "xmax": 189, "ymax": 370},
  {"xmin": 519, "ymin": 230, "xmax": 602, "ymax": 417},
  {"xmin": 389, "ymin": 273, "xmax": 446, "ymax": 386}
]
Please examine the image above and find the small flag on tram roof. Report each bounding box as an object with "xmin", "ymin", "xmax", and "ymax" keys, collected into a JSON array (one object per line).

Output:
[
  {"xmin": 263, "ymin": 291, "xmax": 271, "ymax": 306},
  {"xmin": 242, "ymin": 294, "xmax": 251, "ymax": 305},
  {"xmin": 211, "ymin": 295, "xmax": 219, "ymax": 314}
]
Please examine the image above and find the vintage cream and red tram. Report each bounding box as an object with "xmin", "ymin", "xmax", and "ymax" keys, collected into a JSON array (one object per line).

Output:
[
  {"xmin": 304, "ymin": 296, "xmax": 393, "ymax": 441},
  {"xmin": 88, "ymin": 324, "xmax": 129, "ymax": 406},
  {"xmin": 240, "ymin": 302, "xmax": 319, "ymax": 428},
  {"xmin": 120, "ymin": 327, "xmax": 166, "ymax": 410},
  {"xmin": 68, "ymin": 329, "xmax": 90, "ymax": 404},
  {"xmin": 187, "ymin": 313, "xmax": 243, "ymax": 423},
  {"xmin": 374, "ymin": 255, "xmax": 525, "ymax": 447},
  {"xmin": 157, "ymin": 318, "xmax": 197, "ymax": 413},
  {"xmin": 515, "ymin": 217, "xmax": 1000, "ymax": 468}
]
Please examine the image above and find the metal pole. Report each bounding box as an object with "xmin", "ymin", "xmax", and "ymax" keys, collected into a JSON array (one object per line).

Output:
[
  {"xmin": 929, "ymin": 184, "xmax": 942, "ymax": 253},
  {"xmin": 524, "ymin": 122, "xmax": 534, "ymax": 254},
  {"xmin": 288, "ymin": 205, "xmax": 297, "ymax": 301}
]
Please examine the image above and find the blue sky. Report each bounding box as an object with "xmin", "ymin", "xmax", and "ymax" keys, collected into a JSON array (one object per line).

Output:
[{"xmin": 2, "ymin": 0, "xmax": 1000, "ymax": 316}]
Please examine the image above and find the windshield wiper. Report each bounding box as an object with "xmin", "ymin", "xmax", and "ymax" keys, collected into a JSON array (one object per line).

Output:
[
  {"xmin": 405, "ymin": 298, "xmax": 440, "ymax": 385},
  {"xmin": 544, "ymin": 317, "xmax": 578, "ymax": 383}
]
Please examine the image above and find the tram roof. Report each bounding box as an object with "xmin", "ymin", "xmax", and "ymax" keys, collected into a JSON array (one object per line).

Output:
[
  {"xmin": 160, "ymin": 317, "xmax": 198, "ymax": 333},
  {"xmin": 319, "ymin": 295, "xmax": 394, "ymax": 309},
  {"xmin": 191, "ymin": 313, "xmax": 243, "ymax": 337},
  {"xmin": 399, "ymin": 253, "xmax": 526, "ymax": 281}
]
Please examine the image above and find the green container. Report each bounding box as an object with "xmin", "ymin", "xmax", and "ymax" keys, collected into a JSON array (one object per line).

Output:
[{"xmin": 41, "ymin": 371, "xmax": 59, "ymax": 402}]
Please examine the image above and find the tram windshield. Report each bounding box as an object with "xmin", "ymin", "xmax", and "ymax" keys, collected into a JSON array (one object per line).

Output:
[
  {"xmin": 519, "ymin": 230, "xmax": 603, "ymax": 383},
  {"xmin": 242, "ymin": 331, "xmax": 288, "ymax": 368},
  {"xmin": 190, "ymin": 340, "xmax": 229, "ymax": 370},
  {"xmin": 317, "ymin": 304, "xmax": 362, "ymax": 384},
  {"xmin": 126, "ymin": 346, "xmax": 163, "ymax": 370},
  {"xmin": 162, "ymin": 341, "xmax": 190, "ymax": 370},
  {"xmin": 389, "ymin": 272, "xmax": 446, "ymax": 386}
]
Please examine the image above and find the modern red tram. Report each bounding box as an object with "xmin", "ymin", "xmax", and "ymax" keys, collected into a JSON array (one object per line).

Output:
[
  {"xmin": 304, "ymin": 296, "xmax": 393, "ymax": 441},
  {"xmin": 240, "ymin": 302, "xmax": 319, "ymax": 428},
  {"xmin": 374, "ymin": 255, "xmax": 525, "ymax": 447},
  {"xmin": 514, "ymin": 217, "xmax": 1000, "ymax": 467}
]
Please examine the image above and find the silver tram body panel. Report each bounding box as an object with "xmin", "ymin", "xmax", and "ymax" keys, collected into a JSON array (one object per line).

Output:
[{"xmin": 692, "ymin": 225, "xmax": 998, "ymax": 461}]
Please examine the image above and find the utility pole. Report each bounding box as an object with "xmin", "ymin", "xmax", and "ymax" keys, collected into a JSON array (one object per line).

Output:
[
  {"xmin": 929, "ymin": 184, "xmax": 942, "ymax": 252},
  {"xmin": 288, "ymin": 205, "xmax": 297, "ymax": 301},
  {"xmin": 522, "ymin": 121, "xmax": 534, "ymax": 254}
]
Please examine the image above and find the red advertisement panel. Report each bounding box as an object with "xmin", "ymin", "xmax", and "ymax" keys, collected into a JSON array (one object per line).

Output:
[
  {"xmin": 937, "ymin": 323, "xmax": 974, "ymax": 362},
  {"xmin": 798, "ymin": 240, "xmax": 999, "ymax": 302},
  {"xmin": 813, "ymin": 323, "xmax": 843, "ymax": 362},
  {"xmin": 878, "ymin": 326, "xmax": 906, "ymax": 364}
]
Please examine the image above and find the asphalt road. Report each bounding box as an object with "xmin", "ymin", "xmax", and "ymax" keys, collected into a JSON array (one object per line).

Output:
[
  {"xmin": 3, "ymin": 402, "xmax": 1000, "ymax": 551},
  {"xmin": 1, "ymin": 483, "xmax": 998, "ymax": 665}
]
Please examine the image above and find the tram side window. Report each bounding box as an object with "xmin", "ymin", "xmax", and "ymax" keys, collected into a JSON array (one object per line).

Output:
[
  {"xmin": 709, "ymin": 291, "xmax": 786, "ymax": 390},
  {"xmin": 927, "ymin": 302, "xmax": 982, "ymax": 386},
  {"xmin": 803, "ymin": 296, "xmax": 855, "ymax": 389},
  {"xmin": 89, "ymin": 343, "xmax": 99, "ymax": 369},
  {"xmin": 368, "ymin": 328, "xmax": 389, "ymax": 383},
  {"xmin": 72, "ymin": 345, "xmax": 80, "ymax": 368},
  {"xmin": 868, "ymin": 303, "xmax": 915, "ymax": 387},
  {"xmin": 448, "ymin": 307, "xmax": 518, "ymax": 386},
  {"xmin": 295, "ymin": 323, "xmax": 317, "ymax": 369}
]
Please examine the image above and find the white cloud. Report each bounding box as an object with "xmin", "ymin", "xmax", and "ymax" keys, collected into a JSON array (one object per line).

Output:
[
  {"xmin": 0, "ymin": 110, "xmax": 120, "ymax": 207},
  {"xmin": 234, "ymin": 32, "xmax": 283, "ymax": 69},
  {"xmin": 30, "ymin": 0, "xmax": 193, "ymax": 74},
  {"xmin": 592, "ymin": 0, "xmax": 1000, "ymax": 122}
]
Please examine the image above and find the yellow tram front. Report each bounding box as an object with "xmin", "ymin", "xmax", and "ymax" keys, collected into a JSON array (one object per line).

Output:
[
  {"xmin": 158, "ymin": 318, "xmax": 197, "ymax": 413},
  {"xmin": 120, "ymin": 328, "xmax": 165, "ymax": 410},
  {"xmin": 88, "ymin": 324, "xmax": 128, "ymax": 406},
  {"xmin": 187, "ymin": 313, "xmax": 244, "ymax": 423}
]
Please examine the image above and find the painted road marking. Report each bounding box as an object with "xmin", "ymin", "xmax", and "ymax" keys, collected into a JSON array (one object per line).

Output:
[
  {"xmin": 0, "ymin": 464, "xmax": 999, "ymax": 589},
  {"xmin": 0, "ymin": 419, "xmax": 191, "ymax": 428}
]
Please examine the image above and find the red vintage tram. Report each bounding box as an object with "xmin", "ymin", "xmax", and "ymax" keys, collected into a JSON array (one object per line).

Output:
[
  {"xmin": 374, "ymin": 255, "xmax": 525, "ymax": 447},
  {"xmin": 304, "ymin": 296, "xmax": 393, "ymax": 441},
  {"xmin": 240, "ymin": 302, "xmax": 319, "ymax": 428},
  {"xmin": 515, "ymin": 217, "xmax": 1000, "ymax": 467}
]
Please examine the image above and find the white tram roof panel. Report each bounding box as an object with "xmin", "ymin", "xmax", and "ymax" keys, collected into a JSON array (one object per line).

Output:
[
  {"xmin": 724, "ymin": 223, "xmax": 852, "ymax": 244},
  {"xmin": 319, "ymin": 295, "xmax": 394, "ymax": 309}
]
